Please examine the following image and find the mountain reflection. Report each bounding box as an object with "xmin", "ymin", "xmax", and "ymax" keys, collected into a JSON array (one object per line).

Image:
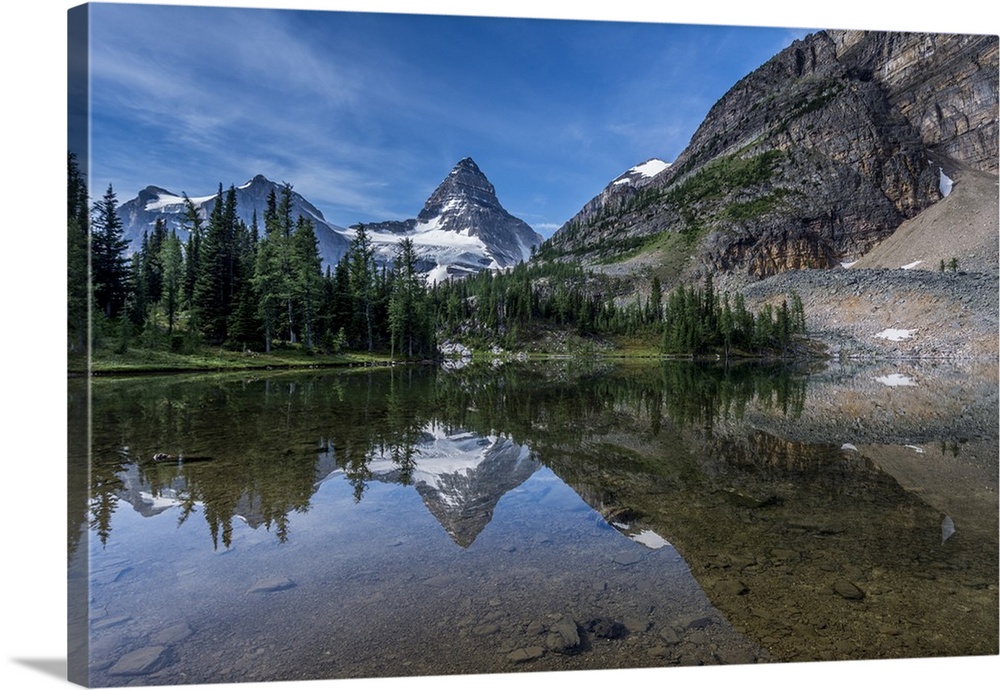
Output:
[
  {"xmin": 72, "ymin": 359, "xmax": 997, "ymax": 663},
  {"xmin": 77, "ymin": 361, "xmax": 807, "ymax": 553},
  {"xmin": 326, "ymin": 424, "xmax": 540, "ymax": 546}
]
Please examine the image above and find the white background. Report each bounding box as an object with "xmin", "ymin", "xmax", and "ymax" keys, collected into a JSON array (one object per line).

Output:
[{"xmin": 2, "ymin": 2, "xmax": 997, "ymax": 689}]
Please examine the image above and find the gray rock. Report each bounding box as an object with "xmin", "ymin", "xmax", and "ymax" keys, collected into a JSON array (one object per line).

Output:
[
  {"xmin": 150, "ymin": 622, "xmax": 193, "ymax": 645},
  {"xmin": 545, "ymin": 616, "xmax": 582, "ymax": 654},
  {"xmin": 658, "ymin": 627, "xmax": 681, "ymax": 645},
  {"xmin": 586, "ymin": 617, "xmax": 628, "ymax": 639},
  {"xmin": 421, "ymin": 574, "xmax": 459, "ymax": 588},
  {"xmin": 833, "ymin": 580, "xmax": 865, "ymax": 600},
  {"xmin": 525, "ymin": 620, "xmax": 547, "ymax": 636},
  {"xmin": 507, "ymin": 646, "xmax": 546, "ymax": 663},
  {"xmin": 674, "ymin": 614, "xmax": 714, "ymax": 631},
  {"xmin": 247, "ymin": 576, "xmax": 296, "ymax": 594},
  {"xmin": 92, "ymin": 615, "xmax": 131, "ymax": 631},
  {"xmin": 716, "ymin": 580, "xmax": 750, "ymax": 597},
  {"xmin": 108, "ymin": 646, "xmax": 169, "ymax": 676}
]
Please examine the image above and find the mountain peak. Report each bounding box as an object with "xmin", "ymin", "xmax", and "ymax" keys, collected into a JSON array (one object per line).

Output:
[
  {"xmin": 137, "ymin": 185, "xmax": 174, "ymax": 203},
  {"xmin": 240, "ymin": 174, "xmax": 274, "ymax": 189},
  {"xmin": 422, "ymin": 158, "xmax": 497, "ymax": 218},
  {"xmin": 453, "ymin": 157, "xmax": 481, "ymax": 172}
]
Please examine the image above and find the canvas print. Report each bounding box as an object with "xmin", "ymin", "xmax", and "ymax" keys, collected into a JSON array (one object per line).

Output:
[{"xmin": 67, "ymin": 2, "xmax": 999, "ymax": 688}]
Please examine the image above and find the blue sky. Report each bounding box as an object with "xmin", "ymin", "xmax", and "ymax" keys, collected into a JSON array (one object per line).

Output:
[{"xmin": 84, "ymin": 3, "xmax": 813, "ymax": 237}]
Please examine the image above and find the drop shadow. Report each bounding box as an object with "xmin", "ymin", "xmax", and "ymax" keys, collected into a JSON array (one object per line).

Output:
[{"xmin": 11, "ymin": 658, "xmax": 66, "ymax": 681}]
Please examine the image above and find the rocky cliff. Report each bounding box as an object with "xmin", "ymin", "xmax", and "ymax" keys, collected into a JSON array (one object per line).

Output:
[{"xmin": 545, "ymin": 29, "xmax": 998, "ymax": 283}]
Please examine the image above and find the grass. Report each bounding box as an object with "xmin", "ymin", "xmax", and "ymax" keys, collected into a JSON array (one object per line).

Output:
[{"xmin": 79, "ymin": 345, "xmax": 395, "ymax": 375}]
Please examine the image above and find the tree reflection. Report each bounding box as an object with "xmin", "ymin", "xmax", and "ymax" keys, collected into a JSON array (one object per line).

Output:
[{"xmin": 80, "ymin": 361, "xmax": 809, "ymax": 552}]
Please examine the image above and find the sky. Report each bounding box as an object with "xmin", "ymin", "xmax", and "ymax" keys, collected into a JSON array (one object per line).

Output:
[{"xmin": 81, "ymin": 3, "xmax": 815, "ymax": 237}]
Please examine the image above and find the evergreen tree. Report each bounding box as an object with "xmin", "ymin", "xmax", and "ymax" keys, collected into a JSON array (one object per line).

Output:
[
  {"xmin": 67, "ymin": 153, "xmax": 90, "ymax": 353},
  {"xmin": 388, "ymin": 237, "xmax": 431, "ymax": 358},
  {"xmin": 181, "ymin": 194, "xmax": 203, "ymax": 310},
  {"xmin": 192, "ymin": 185, "xmax": 232, "ymax": 343},
  {"xmin": 91, "ymin": 183, "xmax": 130, "ymax": 319},
  {"xmin": 291, "ymin": 215, "xmax": 324, "ymax": 349},
  {"xmin": 348, "ymin": 224, "xmax": 376, "ymax": 352},
  {"xmin": 160, "ymin": 230, "xmax": 184, "ymax": 339},
  {"xmin": 253, "ymin": 191, "xmax": 284, "ymax": 353},
  {"xmin": 227, "ymin": 211, "xmax": 261, "ymax": 349}
]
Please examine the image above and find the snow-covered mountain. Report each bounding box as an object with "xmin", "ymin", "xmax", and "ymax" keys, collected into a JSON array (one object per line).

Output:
[
  {"xmin": 325, "ymin": 423, "xmax": 541, "ymax": 547},
  {"xmin": 115, "ymin": 159, "xmax": 542, "ymax": 281},
  {"xmin": 116, "ymin": 174, "xmax": 350, "ymax": 270},
  {"xmin": 364, "ymin": 157, "xmax": 544, "ymax": 283}
]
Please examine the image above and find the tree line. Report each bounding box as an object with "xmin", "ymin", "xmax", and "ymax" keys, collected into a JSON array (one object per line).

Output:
[
  {"xmin": 68, "ymin": 154, "xmax": 807, "ymax": 360},
  {"xmin": 69, "ymin": 154, "xmax": 435, "ymax": 358}
]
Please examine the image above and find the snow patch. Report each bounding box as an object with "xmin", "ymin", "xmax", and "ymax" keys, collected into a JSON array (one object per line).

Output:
[
  {"xmin": 630, "ymin": 529, "xmax": 671, "ymax": 549},
  {"xmin": 876, "ymin": 328, "xmax": 917, "ymax": 342},
  {"xmin": 941, "ymin": 516, "xmax": 955, "ymax": 543},
  {"xmin": 939, "ymin": 168, "xmax": 953, "ymax": 197},
  {"xmin": 876, "ymin": 374, "xmax": 917, "ymax": 387},
  {"xmin": 613, "ymin": 159, "xmax": 670, "ymax": 185},
  {"xmin": 901, "ymin": 260, "xmax": 923, "ymax": 270},
  {"xmin": 631, "ymin": 159, "xmax": 670, "ymax": 178},
  {"xmin": 144, "ymin": 192, "xmax": 214, "ymax": 212}
]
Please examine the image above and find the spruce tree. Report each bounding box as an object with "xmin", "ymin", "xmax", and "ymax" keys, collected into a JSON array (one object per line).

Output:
[
  {"xmin": 348, "ymin": 224, "xmax": 376, "ymax": 352},
  {"xmin": 67, "ymin": 153, "xmax": 90, "ymax": 353},
  {"xmin": 160, "ymin": 230, "xmax": 184, "ymax": 339},
  {"xmin": 291, "ymin": 216, "xmax": 324, "ymax": 349},
  {"xmin": 90, "ymin": 183, "xmax": 130, "ymax": 319}
]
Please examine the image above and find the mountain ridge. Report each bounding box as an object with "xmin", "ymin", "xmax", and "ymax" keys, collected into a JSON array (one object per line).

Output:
[
  {"xmin": 116, "ymin": 158, "xmax": 542, "ymax": 282},
  {"xmin": 544, "ymin": 29, "xmax": 998, "ymax": 285}
]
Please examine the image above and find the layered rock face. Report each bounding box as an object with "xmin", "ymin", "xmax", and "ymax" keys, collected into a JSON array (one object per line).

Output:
[
  {"xmin": 548, "ymin": 30, "xmax": 998, "ymax": 280},
  {"xmin": 831, "ymin": 30, "xmax": 999, "ymax": 173}
]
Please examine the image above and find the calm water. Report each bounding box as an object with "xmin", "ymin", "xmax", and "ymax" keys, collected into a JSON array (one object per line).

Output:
[{"xmin": 68, "ymin": 359, "xmax": 999, "ymax": 686}]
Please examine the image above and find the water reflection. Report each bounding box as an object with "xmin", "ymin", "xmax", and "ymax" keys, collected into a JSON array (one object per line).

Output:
[
  {"xmin": 70, "ymin": 359, "xmax": 998, "ymax": 684},
  {"xmin": 327, "ymin": 424, "xmax": 540, "ymax": 546}
]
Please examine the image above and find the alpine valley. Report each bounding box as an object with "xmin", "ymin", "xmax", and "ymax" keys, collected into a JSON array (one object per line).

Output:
[{"xmin": 107, "ymin": 27, "xmax": 997, "ymax": 360}]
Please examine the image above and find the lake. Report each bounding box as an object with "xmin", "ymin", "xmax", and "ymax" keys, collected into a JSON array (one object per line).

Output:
[{"xmin": 67, "ymin": 359, "xmax": 999, "ymax": 686}]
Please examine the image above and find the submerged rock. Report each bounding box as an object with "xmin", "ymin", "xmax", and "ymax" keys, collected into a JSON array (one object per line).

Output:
[
  {"xmin": 545, "ymin": 616, "xmax": 582, "ymax": 654},
  {"xmin": 586, "ymin": 617, "xmax": 628, "ymax": 640},
  {"xmin": 507, "ymin": 646, "xmax": 545, "ymax": 663},
  {"xmin": 150, "ymin": 622, "xmax": 193, "ymax": 645},
  {"xmin": 108, "ymin": 646, "xmax": 170, "ymax": 676},
  {"xmin": 833, "ymin": 580, "xmax": 865, "ymax": 600},
  {"xmin": 247, "ymin": 576, "xmax": 296, "ymax": 594}
]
